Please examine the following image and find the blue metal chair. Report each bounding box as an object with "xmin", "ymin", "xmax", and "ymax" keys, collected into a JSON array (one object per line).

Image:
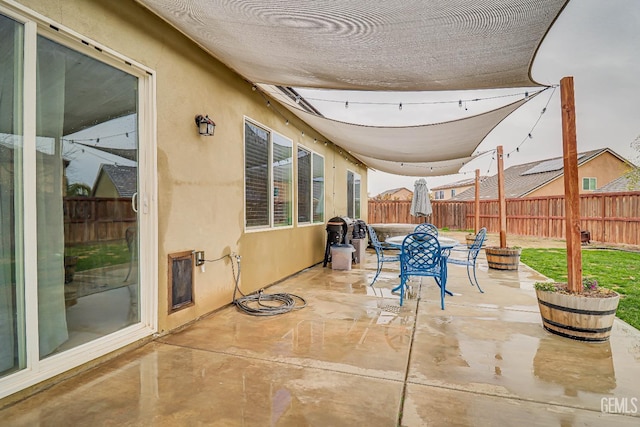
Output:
[
  {"xmin": 397, "ymin": 231, "xmax": 447, "ymax": 309},
  {"xmin": 367, "ymin": 225, "xmax": 399, "ymax": 286},
  {"xmin": 447, "ymin": 227, "xmax": 487, "ymax": 293},
  {"xmin": 414, "ymin": 223, "xmax": 438, "ymax": 236}
]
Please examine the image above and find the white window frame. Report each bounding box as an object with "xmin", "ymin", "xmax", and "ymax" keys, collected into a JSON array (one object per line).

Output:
[
  {"xmin": 296, "ymin": 144, "xmax": 325, "ymax": 226},
  {"xmin": 243, "ymin": 118, "xmax": 293, "ymax": 231},
  {"xmin": 582, "ymin": 177, "xmax": 597, "ymax": 191},
  {"xmin": 0, "ymin": 2, "xmax": 158, "ymax": 400}
]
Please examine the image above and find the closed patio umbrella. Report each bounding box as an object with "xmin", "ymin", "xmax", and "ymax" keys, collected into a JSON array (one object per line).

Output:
[{"xmin": 410, "ymin": 178, "xmax": 432, "ymax": 217}]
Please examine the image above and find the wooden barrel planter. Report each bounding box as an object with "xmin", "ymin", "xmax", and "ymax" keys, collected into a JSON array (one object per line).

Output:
[
  {"xmin": 485, "ymin": 246, "xmax": 521, "ymax": 270},
  {"xmin": 535, "ymin": 289, "xmax": 620, "ymax": 342}
]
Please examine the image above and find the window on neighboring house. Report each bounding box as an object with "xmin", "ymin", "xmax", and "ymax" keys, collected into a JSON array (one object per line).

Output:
[
  {"xmin": 450, "ymin": 189, "xmax": 456, "ymax": 197},
  {"xmin": 347, "ymin": 170, "xmax": 361, "ymax": 219},
  {"xmin": 245, "ymin": 120, "xmax": 293, "ymax": 229},
  {"xmin": 434, "ymin": 190, "xmax": 444, "ymax": 200},
  {"xmin": 582, "ymin": 177, "xmax": 597, "ymax": 191},
  {"xmin": 297, "ymin": 147, "xmax": 325, "ymax": 224}
]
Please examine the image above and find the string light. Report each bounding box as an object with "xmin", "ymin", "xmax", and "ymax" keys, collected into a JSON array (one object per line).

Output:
[
  {"xmin": 266, "ymin": 100, "xmax": 270, "ymax": 107},
  {"xmin": 505, "ymin": 85, "xmax": 557, "ymax": 159},
  {"xmin": 285, "ymin": 119, "xmax": 289, "ymax": 125},
  {"xmin": 345, "ymin": 101, "xmax": 349, "ymax": 109},
  {"xmin": 459, "ymin": 100, "xmax": 462, "ymax": 108},
  {"xmin": 399, "ymin": 102, "xmax": 402, "ymax": 111}
]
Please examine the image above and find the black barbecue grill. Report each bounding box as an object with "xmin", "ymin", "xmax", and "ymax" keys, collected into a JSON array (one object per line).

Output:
[{"xmin": 323, "ymin": 216, "xmax": 353, "ymax": 267}]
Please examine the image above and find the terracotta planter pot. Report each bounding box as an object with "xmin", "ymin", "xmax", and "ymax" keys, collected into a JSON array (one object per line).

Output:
[
  {"xmin": 485, "ymin": 246, "xmax": 521, "ymax": 270},
  {"xmin": 535, "ymin": 288, "xmax": 620, "ymax": 342}
]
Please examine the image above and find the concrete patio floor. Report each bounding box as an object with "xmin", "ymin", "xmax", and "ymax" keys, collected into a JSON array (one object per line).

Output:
[{"xmin": 1, "ymin": 240, "xmax": 639, "ymax": 426}]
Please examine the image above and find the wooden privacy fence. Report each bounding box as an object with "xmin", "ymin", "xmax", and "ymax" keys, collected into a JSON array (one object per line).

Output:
[
  {"xmin": 64, "ymin": 197, "xmax": 136, "ymax": 245},
  {"xmin": 368, "ymin": 191, "xmax": 640, "ymax": 246}
]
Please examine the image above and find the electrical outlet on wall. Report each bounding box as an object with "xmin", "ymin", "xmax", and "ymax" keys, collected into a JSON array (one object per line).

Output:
[{"xmin": 195, "ymin": 251, "xmax": 205, "ymax": 266}]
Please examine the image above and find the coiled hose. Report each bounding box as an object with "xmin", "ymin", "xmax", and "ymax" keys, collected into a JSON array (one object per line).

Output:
[{"xmin": 231, "ymin": 255, "xmax": 306, "ymax": 316}]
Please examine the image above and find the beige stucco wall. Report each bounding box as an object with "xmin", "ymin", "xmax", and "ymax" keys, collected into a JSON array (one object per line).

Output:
[
  {"xmin": 527, "ymin": 152, "xmax": 630, "ymax": 198},
  {"xmin": 15, "ymin": 0, "xmax": 367, "ymax": 334}
]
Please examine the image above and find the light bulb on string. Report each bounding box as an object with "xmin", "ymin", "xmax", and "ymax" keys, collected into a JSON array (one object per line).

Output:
[
  {"xmin": 458, "ymin": 100, "xmax": 462, "ymax": 108},
  {"xmin": 399, "ymin": 102, "xmax": 402, "ymax": 111},
  {"xmin": 285, "ymin": 120, "xmax": 289, "ymax": 125},
  {"xmin": 266, "ymin": 101, "xmax": 270, "ymax": 107},
  {"xmin": 516, "ymin": 147, "xmax": 520, "ymax": 152},
  {"xmin": 345, "ymin": 101, "xmax": 349, "ymax": 109},
  {"xmin": 525, "ymin": 91, "xmax": 529, "ymax": 100},
  {"xmin": 528, "ymin": 133, "xmax": 532, "ymax": 139},
  {"xmin": 541, "ymin": 107, "xmax": 546, "ymax": 114},
  {"xmin": 295, "ymin": 95, "xmax": 300, "ymax": 104}
]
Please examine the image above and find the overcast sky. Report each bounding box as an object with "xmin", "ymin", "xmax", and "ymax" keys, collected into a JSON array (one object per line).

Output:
[{"xmin": 297, "ymin": 0, "xmax": 640, "ymax": 196}]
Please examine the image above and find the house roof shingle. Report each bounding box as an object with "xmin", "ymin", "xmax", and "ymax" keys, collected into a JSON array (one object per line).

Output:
[
  {"xmin": 98, "ymin": 164, "xmax": 137, "ymax": 197},
  {"xmin": 452, "ymin": 148, "xmax": 623, "ymax": 201}
]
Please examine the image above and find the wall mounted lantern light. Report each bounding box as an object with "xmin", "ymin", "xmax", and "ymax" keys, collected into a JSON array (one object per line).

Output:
[{"xmin": 195, "ymin": 114, "xmax": 215, "ymax": 136}]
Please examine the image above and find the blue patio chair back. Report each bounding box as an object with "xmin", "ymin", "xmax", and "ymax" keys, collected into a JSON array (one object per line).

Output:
[
  {"xmin": 367, "ymin": 225, "xmax": 399, "ymax": 286},
  {"xmin": 448, "ymin": 227, "xmax": 487, "ymax": 293},
  {"xmin": 414, "ymin": 223, "xmax": 438, "ymax": 236},
  {"xmin": 399, "ymin": 231, "xmax": 447, "ymax": 309}
]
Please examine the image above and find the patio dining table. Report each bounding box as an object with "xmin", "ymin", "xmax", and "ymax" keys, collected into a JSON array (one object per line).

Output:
[{"xmin": 385, "ymin": 235, "xmax": 459, "ymax": 298}]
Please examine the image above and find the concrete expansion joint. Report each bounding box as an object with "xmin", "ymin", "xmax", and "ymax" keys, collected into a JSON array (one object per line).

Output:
[{"xmin": 158, "ymin": 340, "xmax": 406, "ymax": 383}]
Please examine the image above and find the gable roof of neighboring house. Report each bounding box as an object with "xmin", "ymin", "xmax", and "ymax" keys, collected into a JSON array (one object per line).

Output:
[
  {"xmin": 431, "ymin": 177, "xmax": 487, "ymax": 191},
  {"xmin": 594, "ymin": 175, "xmax": 637, "ymax": 193},
  {"xmin": 376, "ymin": 187, "xmax": 412, "ymax": 198},
  {"xmin": 93, "ymin": 164, "xmax": 137, "ymax": 197},
  {"xmin": 453, "ymin": 148, "xmax": 629, "ymax": 200}
]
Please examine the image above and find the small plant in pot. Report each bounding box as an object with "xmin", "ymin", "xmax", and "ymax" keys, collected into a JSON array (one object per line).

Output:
[{"xmin": 534, "ymin": 277, "xmax": 620, "ymax": 342}]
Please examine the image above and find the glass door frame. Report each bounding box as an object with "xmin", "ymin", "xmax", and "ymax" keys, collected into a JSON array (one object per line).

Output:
[{"xmin": 0, "ymin": 2, "xmax": 158, "ymax": 399}]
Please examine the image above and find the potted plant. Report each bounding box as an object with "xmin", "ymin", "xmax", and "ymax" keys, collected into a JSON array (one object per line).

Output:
[{"xmin": 534, "ymin": 278, "xmax": 620, "ymax": 342}]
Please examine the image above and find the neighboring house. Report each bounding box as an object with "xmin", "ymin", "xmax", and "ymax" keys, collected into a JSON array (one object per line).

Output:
[
  {"xmin": 92, "ymin": 164, "xmax": 138, "ymax": 198},
  {"xmin": 0, "ymin": 0, "xmax": 366, "ymax": 399},
  {"xmin": 452, "ymin": 148, "xmax": 633, "ymax": 200},
  {"xmin": 374, "ymin": 187, "xmax": 413, "ymax": 201},
  {"xmin": 431, "ymin": 177, "xmax": 486, "ymax": 200}
]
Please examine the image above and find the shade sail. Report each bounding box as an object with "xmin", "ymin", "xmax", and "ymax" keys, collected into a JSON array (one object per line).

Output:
[
  {"xmin": 354, "ymin": 154, "xmax": 480, "ymax": 177},
  {"xmin": 135, "ymin": 0, "xmax": 568, "ymax": 91},
  {"xmin": 262, "ymin": 84, "xmax": 540, "ymax": 164}
]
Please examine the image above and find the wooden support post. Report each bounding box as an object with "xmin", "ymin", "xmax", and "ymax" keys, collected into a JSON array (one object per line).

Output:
[
  {"xmin": 561, "ymin": 76, "xmax": 583, "ymax": 293},
  {"xmin": 474, "ymin": 169, "xmax": 480, "ymax": 234},
  {"xmin": 496, "ymin": 146, "xmax": 507, "ymax": 248}
]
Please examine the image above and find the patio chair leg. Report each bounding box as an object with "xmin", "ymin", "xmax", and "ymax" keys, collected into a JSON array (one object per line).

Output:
[{"xmin": 471, "ymin": 264, "xmax": 484, "ymax": 293}]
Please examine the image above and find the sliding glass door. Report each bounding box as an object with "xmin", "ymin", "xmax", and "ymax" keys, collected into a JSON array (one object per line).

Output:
[
  {"xmin": 0, "ymin": 12, "xmax": 25, "ymax": 378},
  {"xmin": 0, "ymin": 8, "xmax": 153, "ymax": 391},
  {"xmin": 35, "ymin": 36, "xmax": 140, "ymax": 358}
]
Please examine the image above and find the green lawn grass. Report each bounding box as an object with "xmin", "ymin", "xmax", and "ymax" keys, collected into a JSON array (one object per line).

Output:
[
  {"xmin": 65, "ymin": 241, "xmax": 131, "ymax": 272},
  {"xmin": 520, "ymin": 248, "xmax": 640, "ymax": 331}
]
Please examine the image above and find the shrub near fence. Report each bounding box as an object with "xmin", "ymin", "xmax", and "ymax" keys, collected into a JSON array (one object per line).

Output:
[{"xmin": 368, "ymin": 191, "xmax": 640, "ymax": 246}]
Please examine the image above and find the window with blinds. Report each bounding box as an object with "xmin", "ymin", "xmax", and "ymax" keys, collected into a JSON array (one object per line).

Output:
[
  {"xmin": 245, "ymin": 120, "xmax": 293, "ymax": 229},
  {"xmin": 297, "ymin": 147, "xmax": 311, "ymax": 223},
  {"xmin": 245, "ymin": 121, "xmax": 270, "ymax": 228},
  {"xmin": 312, "ymin": 153, "xmax": 324, "ymax": 223},
  {"xmin": 297, "ymin": 147, "xmax": 325, "ymax": 224},
  {"xmin": 273, "ymin": 133, "xmax": 293, "ymax": 227}
]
